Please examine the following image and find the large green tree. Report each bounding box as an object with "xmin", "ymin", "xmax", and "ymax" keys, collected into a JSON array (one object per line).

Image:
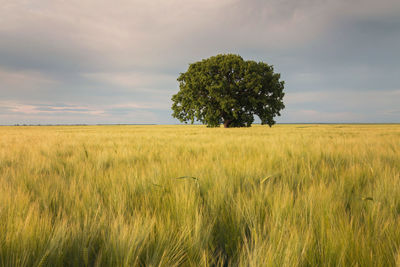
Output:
[{"xmin": 171, "ymin": 54, "xmax": 285, "ymax": 128}]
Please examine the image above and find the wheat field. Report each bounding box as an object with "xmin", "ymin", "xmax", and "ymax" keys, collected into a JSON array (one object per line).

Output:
[{"xmin": 0, "ymin": 124, "xmax": 399, "ymax": 266}]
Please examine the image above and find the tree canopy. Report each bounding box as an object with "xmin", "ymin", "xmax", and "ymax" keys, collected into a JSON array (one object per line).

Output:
[{"xmin": 171, "ymin": 54, "xmax": 285, "ymax": 127}]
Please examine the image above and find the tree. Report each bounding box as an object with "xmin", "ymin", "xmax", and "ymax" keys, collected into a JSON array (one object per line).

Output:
[{"xmin": 171, "ymin": 54, "xmax": 285, "ymax": 128}]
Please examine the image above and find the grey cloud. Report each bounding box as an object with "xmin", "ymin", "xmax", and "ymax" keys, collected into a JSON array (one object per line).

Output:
[
  {"xmin": 0, "ymin": 100, "xmax": 172, "ymax": 124},
  {"xmin": 0, "ymin": 0, "xmax": 399, "ymax": 124},
  {"xmin": 281, "ymin": 89, "xmax": 400, "ymax": 122}
]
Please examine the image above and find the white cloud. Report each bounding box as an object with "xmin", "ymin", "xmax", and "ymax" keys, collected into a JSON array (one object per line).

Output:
[
  {"xmin": 282, "ymin": 109, "xmax": 360, "ymax": 122},
  {"xmin": 0, "ymin": 101, "xmax": 105, "ymax": 115},
  {"xmin": 83, "ymin": 72, "xmax": 177, "ymax": 90},
  {"xmin": 285, "ymin": 89, "xmax": 400, "ymax": 106},
  {"xmin": 110, "ymin": 102, "xmax": 171, "ymax": 109},
  {"xmin": 0, "ymin": 100, "xmax": 164, "ymax": 124},
  {"xmin": 279, "ymin": 89, "xmax": 400, "ymax": 122},
  {"xmin": 0, "ymin": 68, "xmax": 56, "ymax": 90}
]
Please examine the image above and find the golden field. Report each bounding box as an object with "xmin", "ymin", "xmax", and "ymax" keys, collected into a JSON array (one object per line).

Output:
[{"xmin": 0, "ymin": 124, "xmax": 399, "ymax": 266}]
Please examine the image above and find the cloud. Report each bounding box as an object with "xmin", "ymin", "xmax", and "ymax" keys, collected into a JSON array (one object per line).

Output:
[
  {"xmin": 0, "ymin": 100, "xmax": 173, "ymax": 124},
  {"xmin": 283, "ymin": 109, "xmax": 360, "ymax": 123},
  {"xmin": 0, "ymin": 0, "xmax": 399, "ymax": 123},
  {"xmin": 0, "ymin": 102, "xmax": 104, "ymax": 115},
  {"xmin": 285, "ymin": 89, "xmax": 400, "ymax": 106},
  {"xmin": 83, "ymin": 72, "xmax": 177, "ymax": 91},
  {"xmin": 0, "ymin": 68, "xmax": 56, "ymax": 90},
  {"xmin": 280, "ymin": 89, "xmax": 400, "ymax": 122},
  {"xmin": 3, "ymin": 0, "xmax": 398, "ymax": 73}
]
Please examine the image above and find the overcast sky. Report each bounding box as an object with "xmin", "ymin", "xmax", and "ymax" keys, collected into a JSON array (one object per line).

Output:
[{"xmin": 1, "ymin": 0, "xmax": 399, "ymax": 124}]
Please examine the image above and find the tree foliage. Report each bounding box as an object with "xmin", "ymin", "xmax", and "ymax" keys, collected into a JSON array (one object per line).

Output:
[{"xmin": 171, "ymin": 54, "xmax": 285, "ymax": 127}]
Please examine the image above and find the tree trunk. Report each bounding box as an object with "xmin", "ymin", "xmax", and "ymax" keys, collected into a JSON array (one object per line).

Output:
[{"xmin": 223, "ymin": 119, "xmax": 232, "ymax": 128}]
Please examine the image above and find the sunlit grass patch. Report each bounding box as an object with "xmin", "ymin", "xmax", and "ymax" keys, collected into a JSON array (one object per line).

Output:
[{"xmin": 0, "ymin": 124, "xmax": 399, "ymax": 266}]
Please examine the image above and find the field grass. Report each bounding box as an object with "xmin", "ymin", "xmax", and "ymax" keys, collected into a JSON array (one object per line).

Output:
[{"xmin": 0, "ymin": 124, "xmax": 399, "ymax": 266}]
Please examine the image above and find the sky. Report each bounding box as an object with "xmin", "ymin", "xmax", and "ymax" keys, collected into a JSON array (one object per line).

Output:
[{"xmin": 0, "ymin": 0, "xmax": 399, "ymax": 125}]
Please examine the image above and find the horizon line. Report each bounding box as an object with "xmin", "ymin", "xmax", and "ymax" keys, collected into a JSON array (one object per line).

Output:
[{"xmin": 1, "ymin": 122, "xmax": 399, "ymax": 126}]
